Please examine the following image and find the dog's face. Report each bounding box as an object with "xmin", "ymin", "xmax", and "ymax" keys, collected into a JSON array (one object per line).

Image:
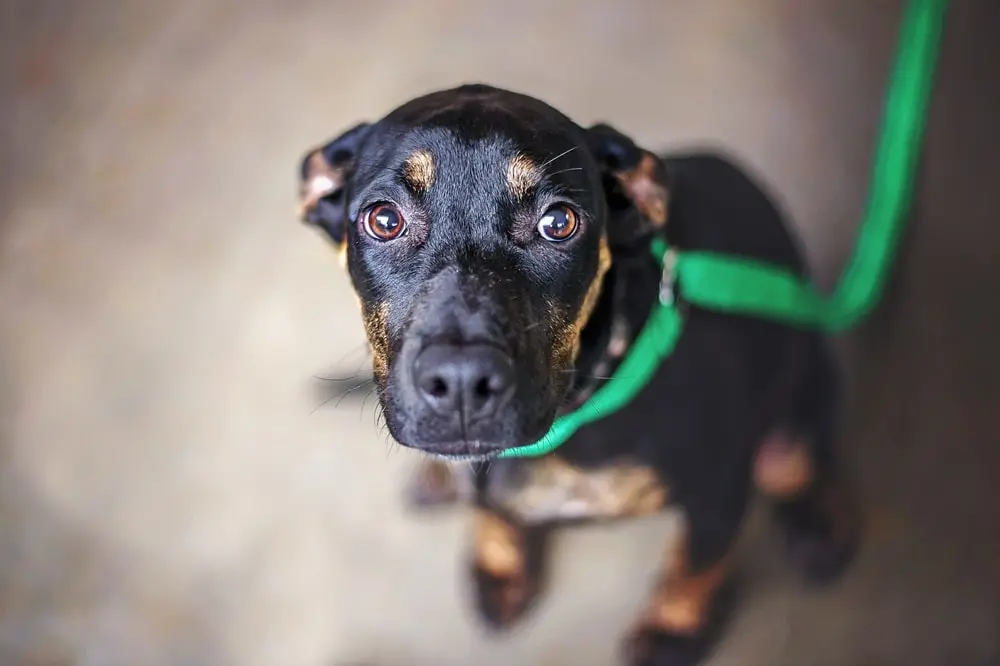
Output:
[{"xmin": 299, "ymin": 85, "xmax": 667, "ymax": 459}]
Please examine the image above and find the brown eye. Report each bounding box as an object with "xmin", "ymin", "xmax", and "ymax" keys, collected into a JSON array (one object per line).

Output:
[
  {"xmin": 536, "ymin": 205, "xmax": 579, "ymax": 242},
  {"xmin": 362, "ymin": 203, "xmax": 406, "ymax": 241}
]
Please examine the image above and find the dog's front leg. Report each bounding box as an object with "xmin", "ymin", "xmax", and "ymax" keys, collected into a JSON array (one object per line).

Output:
[
  {"xmin": 468, "ymin": 505, "xmax": 551, "ymax": 629},
  {"xmin": 468, "ymin": 455, "xmax": 672, "ymax": 630},
  {"xmin": 624, "ymin": 495, "xmax": 746, "ymax": 666}
]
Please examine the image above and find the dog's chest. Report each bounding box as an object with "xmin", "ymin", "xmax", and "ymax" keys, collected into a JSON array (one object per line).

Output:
[{"xmin": 481, "ymin": 456, "xmax": 668, "ymax": 525}]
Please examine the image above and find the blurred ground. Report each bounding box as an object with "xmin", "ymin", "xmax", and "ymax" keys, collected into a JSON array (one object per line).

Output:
[{"xmin": 0, "ymin": 1, "xmax": 998, "ymax": 665}]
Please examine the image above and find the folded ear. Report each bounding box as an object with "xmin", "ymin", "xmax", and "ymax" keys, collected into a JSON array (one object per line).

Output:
[
  {"xmin": 298, "ymin": 122, "xmax": 372, "ymax": 247},
  {"xmin": 586, "ymin": 123, "xmax": 670, "ymax": 250}
]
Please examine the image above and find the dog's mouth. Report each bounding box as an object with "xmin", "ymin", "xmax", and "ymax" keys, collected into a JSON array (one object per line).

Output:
[
  {"xmin": 415, "ymin": 443, "xmax": 509, "ymax": 462},
  {"xmin": 390, "ymin": 408, "xmax": 558, "ymax": 460}
]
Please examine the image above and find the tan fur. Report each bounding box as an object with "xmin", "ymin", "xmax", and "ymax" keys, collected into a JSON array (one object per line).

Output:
[
  {"xmin": 639, "ymin": 529, "xmax": 731, "ymax": 636},
  {"xmin": 574, "ymin": 234, "xmax": 613, "ymax": 336},
  {"xmin": 506, "ymin": 153, "xmax": 542, "ymax": 200},
  {"xmin": 402, "ymin": 149, "xmax": 435, "ymax": 194},
  {"xmin": 550, "ymin": 234, "xmax": 613, "ymax": 367},
  {"xmin": 361, "ymin": 302, "xmax": 390, "ymax": 380},
  {"xmin": 298, "ymin": 149, "xmax": 344, "ymax": 223},
  {"xmin": 615, "ymin": 153, "xmax": 669, "ymax": 227},
  {"xmin": 336, "ymin": 242, "xmax": 348, "ymax": 269},
  {"xmin": 474, "ymin": 509, "xmax": 524, "ymax": 577},
  {"xmin": 753, "ymin": 432, "xmax": 814, "ymax": 498},
  {"xmin": 488, "ymin": 455, "xmax": 667, "ymax": 524}
]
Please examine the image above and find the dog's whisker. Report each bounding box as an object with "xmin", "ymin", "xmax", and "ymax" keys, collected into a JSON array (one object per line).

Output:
[
  {"xmin": 310, "ymin": 393, "xmax": 338, "ymax": 414},
  {"xmin": 313, "ymin": 380, "xmax": 372, "ymax": 413},
  {"xmin": 341, "ymin": 379, "xmax": 373, "ymax": 399},
  {"xmin": 374, "ymin": 402, "xmax": 388, "ymax": 433},
  {"xmin": 314, "ymin": 370, "xmax": 369, "ymax": 383},
  {"xmin": 468, "ymin": 457, "xmax": 493, "ymax": 476},
  {"xmin": 360, "ymin": 386, "xmax": 378, "ymax": 422},
  {"xmin": 547, "ymin": 166, "xmax": 584, "ymax": 177},
  {"xmin": 312, "ymin": 381, "xmax": 370, "ymax": 414},
  {"xmin": 539, "ymin": 146, "xmax": 578, "ymax": 169}
]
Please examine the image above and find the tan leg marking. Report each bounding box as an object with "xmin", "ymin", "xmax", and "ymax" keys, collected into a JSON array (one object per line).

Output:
[
  {"xmin": 638, "ymin": 529, "xmax": 731, "ymax": 636},
  {"xmin": 754, "ymin": 431, "xmax": 815, "ymax": 499},
  {"xmin": 474, "ymin": 508, "xmax": 525, "ymax": 578}
]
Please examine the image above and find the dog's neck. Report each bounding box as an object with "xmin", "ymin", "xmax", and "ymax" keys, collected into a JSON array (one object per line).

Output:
[{"xmin": 561, "ymin": 241, "xmax": 663, "ymax": 415}]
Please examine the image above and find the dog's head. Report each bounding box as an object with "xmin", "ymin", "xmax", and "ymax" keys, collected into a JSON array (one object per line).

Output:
[{"xmin": 299, "ymin": 84, "xmax": 669, "ymax": 459}]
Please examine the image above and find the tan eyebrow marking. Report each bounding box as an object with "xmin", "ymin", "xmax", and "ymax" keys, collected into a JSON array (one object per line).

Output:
[
  {"xmin": 506, "ymin": 153, "xmax": 543, "ymax": 201},
  {"xmin": 402, "ymin": 150, "xmax": 435, "ymax": 194}
]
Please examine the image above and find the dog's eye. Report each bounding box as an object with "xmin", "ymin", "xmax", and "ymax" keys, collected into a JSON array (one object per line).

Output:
[
  {"xmin": 536, "ymin": 205, "xmax": 579, "ymax": 242},
  {"xmin": 362, "ymin": 203, "xmax": 406, "ymax": 241}
]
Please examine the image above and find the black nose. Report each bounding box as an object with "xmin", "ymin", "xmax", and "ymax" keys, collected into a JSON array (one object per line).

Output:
[{"xmin": 412, "ymin": 344, "xmax": 515, "ymax": 418}]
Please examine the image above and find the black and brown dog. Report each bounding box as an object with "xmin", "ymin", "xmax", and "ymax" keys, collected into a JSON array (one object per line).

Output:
[{"xmin": 298, "ymin": 84, "xmax": 860, "ymax": 666}]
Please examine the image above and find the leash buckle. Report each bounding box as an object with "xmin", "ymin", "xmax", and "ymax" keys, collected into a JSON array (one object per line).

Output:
[{"xmin": 658, "ymin": 246, "xmax": 678, "ymax": 306}]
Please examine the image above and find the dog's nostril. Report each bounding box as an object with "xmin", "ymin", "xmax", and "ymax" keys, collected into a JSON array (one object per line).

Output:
[
  {"xmin": 474, "ymin": 377, "xmax": 494, "ymax": 401},
  {"xmin": 429, "ymin": 377, "xmax": 450, "ymax": 399}
]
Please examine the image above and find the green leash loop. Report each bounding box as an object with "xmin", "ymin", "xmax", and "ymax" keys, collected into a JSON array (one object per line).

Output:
[{"xmin": 499, "ymin": 0, "xmax": 948, "ymax": 459}]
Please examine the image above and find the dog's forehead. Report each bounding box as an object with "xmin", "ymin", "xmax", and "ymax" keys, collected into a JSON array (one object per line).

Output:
[
  {"xmin": 355, "ymin": 89, "xmax": 598, "ymax": 209},
  {"xmin": 377, "ymin": 87, "xmax": 586, "ymax": 163},
  {"xmin": 385, "ymin": 86, "xmax": 578, "ymax": 136}
]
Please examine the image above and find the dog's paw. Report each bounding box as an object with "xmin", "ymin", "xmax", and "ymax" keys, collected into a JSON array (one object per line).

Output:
[
  {"xmin": 471, "ymin": 563, "xmax": 540, "ymax": 630},
  {"xmin": 469, "ymin": 509, "xmax": 549, "ymax": 630},
  {"xmin": 785, "ymin": 525, "xmax": 857, "ymax": 585},
  {"xmin": 623, "ymin": 628, "xmax": 712, "ymax": 666},
  {"xmin": 624, "ymin": 572, "xmax": 738, "ymax": 666},
  {"xmin": 779, "ymin": 486, "xmax": 860, "ymax": 586}
]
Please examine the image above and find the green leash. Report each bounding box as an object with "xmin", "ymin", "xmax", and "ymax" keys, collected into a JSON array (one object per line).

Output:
[{"xmin": 499, "ymin": 0, "xmax": 948, "ymax": 459}]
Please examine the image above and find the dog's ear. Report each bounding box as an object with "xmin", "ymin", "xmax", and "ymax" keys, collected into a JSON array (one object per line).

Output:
[
  {"xmin": 586, "ymin": 123, "xmax": 670, "ymax": 250},
  {"xmin": 298, "ymin": 122, "xmax": 372, "ymax": 247}
]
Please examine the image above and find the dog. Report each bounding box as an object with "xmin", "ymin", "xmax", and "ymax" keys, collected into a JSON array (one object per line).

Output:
[{"xmin": 298, "ymin": 84, "xmax": 860, "ymax": 666}]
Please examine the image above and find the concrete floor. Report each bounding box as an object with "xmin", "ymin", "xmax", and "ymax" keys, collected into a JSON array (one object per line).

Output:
[{"xmin": 0, "ymin": 1, "xmax": 997, "ymax": 665}]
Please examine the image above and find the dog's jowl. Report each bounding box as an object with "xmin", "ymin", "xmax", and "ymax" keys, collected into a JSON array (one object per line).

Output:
[{"xmin": 299, "ymin": 84, "xmax": 860, "ymax": 666}]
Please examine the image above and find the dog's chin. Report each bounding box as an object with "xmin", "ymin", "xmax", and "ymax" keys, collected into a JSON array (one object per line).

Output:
[
  {"xmin": 388, "ymin": 416, "xmax": 557, "ymax": 462},
  {"xmin": 404, "ymin": 442, "xmax": 507, "ymax": 462}
]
